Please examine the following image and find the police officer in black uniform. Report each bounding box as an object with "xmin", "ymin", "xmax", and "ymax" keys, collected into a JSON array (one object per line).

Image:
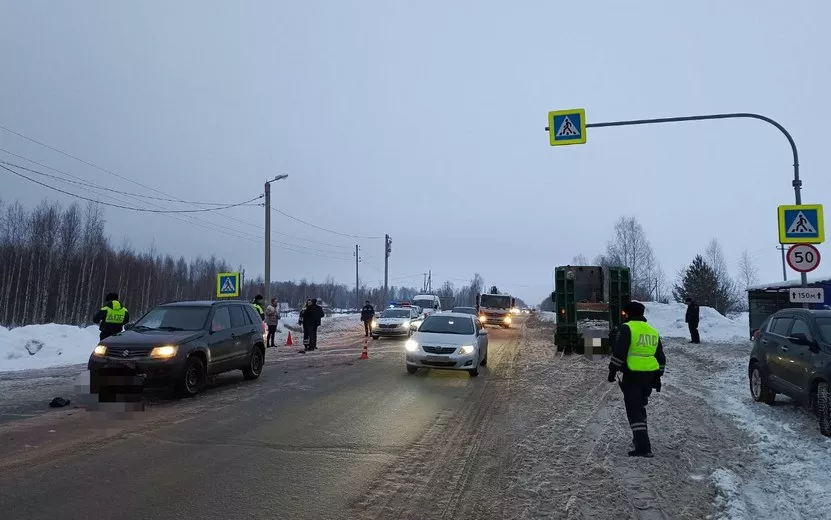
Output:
[{"xmin": 608, "ymin": 301, "xmax": 666, "ymax": 457}]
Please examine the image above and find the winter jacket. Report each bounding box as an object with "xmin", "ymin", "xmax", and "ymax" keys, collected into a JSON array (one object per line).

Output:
[
  {"xmin": 360, "ymin": 304, "xmax": 375, "ymax": 322},
  {"xmin": 685, "ymin": 302, "xmax": 700, "ymax": 325},
  {"xmin": 608, "ymin": 316, "xmax": 666, "ymax": 385},
  {"xmin": 93, "ymin": 300, "xmax": 130, "ymax": 339},
  {"xmin": 252, "ymin": 299, "xmax": 265, "ymax": 320},
  {"xmin": 265, "ymin": 305, "xmax": 280, "ymax": 326},
  {"xmin": 304, "ymin": 303, "xmax": 325, "ymax": 328}
]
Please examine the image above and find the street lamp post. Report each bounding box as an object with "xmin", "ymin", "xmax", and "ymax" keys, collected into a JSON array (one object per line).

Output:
[{"xmin": 265, "ymin": 174, "xmax": 288, "ymax": 303}]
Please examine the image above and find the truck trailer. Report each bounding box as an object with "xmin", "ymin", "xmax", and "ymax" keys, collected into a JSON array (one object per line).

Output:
[{"xmin": 552, "ymin": 265, "xmax": 630, "ymax": 354}]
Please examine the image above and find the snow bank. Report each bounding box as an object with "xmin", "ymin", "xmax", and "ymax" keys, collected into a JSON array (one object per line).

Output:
[
  {"xmin": 643, "ymin": 302, "xmax": 748, "ymax": 343},
  {"xmin": 538, "ymin": 311, "xmax": 557, "ymax": 323},
  {"xmin": 0, "ymin": 324, "xmax": 99, "ymax": 372}
]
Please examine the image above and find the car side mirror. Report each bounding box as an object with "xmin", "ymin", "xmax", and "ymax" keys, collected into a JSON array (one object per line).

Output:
[
  {"xmin": 478, "ymin": 329, "xmax": 488, "ymax": 336},
  {"xmin": 124, "ymin": 323, "xmax": 134, "ymax": 331}
]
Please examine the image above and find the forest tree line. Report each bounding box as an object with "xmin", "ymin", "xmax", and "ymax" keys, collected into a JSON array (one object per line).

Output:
[{"xmin": 0, "ymin": 199, "xmax": 496, "ymax": 327}]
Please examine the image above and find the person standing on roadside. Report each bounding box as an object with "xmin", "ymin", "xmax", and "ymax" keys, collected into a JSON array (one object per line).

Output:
[
  {"xmin": 608, "ymin": 301, "xmax": 666, "ymax": 458},
  {"xmin": 304, "ymin": 298, "xmax": 325, "ymax": 351},
  {"xmin": 685, "ymin": 297, "xmax": 700, "ymax": 344},
  {"xmin": 299, "ymin": 299, "xmax": 312, "ymax": 351},
  {"xmin": 265, "ymin": 298, "xmax": 280, "ymax": 348},
  {"xmin": 252, "ymin": 294, "xmax": 266, "ymax": 321},
  {"xmin": 360, "ymin": 300, "xmax": 375, "ymax": 337},
  {"xmin": 93, "ymin": 292, "xmax": 130, "ymax": 341}
]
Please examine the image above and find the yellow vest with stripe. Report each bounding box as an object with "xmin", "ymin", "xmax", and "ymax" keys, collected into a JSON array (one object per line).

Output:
[
  {"xmin": 253, "ymin": 302, "xmax": 264, "ymax": 316},
  {"xmin": 625, "ymin": 320, "xmax": 660, "ymax": 372},
  {"xmin": 103, "ymin": 301, "xmax": 127, "ymax": 324}
]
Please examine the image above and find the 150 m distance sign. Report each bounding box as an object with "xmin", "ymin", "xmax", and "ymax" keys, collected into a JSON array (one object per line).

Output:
[{"xmin": 786, "ymin": 243, "xmax": 821, "ymax": 273}]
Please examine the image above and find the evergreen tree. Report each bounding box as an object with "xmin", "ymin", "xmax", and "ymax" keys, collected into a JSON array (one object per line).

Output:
[{"xmin": 672, "ymin": 255, "xmax": 719, "ymax": 308}]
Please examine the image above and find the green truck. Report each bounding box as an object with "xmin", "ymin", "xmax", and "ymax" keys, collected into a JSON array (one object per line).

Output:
[{"xmin": 551, "ymin": 265, "xmax": 631, "ymax": 355}]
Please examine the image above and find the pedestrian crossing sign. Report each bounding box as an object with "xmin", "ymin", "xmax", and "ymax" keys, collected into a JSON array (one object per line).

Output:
[
  {"xmin": 216, "ymin": 272, "xmax": 241, "ymax": 298},
  {"xmin": 548, "ymin": 108, "xmax": 587, "ymax": 146},
  {"xmin": 778, "ymin": 204, "xmax": 824, "ymax": 244}
]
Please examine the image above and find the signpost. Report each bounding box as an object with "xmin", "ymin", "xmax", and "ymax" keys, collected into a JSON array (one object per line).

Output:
[
  {"xmin": 778, "ymin": 204, "xmax": 825, "ymax": 244},
  {"xmin": 790, "ymin": 287, "xmax": 824, "ymax": 304},
  {"xmin": 216, "ymin": 272, "xmax": 241, "ymax": 298},
  {"xmin": 548, "ymin": 109, "xmax": 587, "ymax": 146},
  {"xmin": 786, "ymin": 243, "xmax": 821, "ymax": 273}
]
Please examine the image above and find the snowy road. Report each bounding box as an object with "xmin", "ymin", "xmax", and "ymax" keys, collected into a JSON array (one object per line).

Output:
[{"xmin": 1, "ymin": 316, "xmax": 830, "ymax": 519}]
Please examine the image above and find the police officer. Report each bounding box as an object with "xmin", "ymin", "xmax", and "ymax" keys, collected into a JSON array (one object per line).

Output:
[
  {"xmin": 93, "ymin": 292, "xmax": 130, "ymax": 341},
  {"xmin": 607, "ymin": 301, "xmax": 666, "ymax": 457},
  {"xmin": 251, "ymin": 294, "xmax": 265, "ymax": 321}
]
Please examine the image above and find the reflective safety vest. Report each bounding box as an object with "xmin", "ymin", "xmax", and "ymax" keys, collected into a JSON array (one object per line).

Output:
[
  {"xmin": 103, "ymin": 301, "xmax": 127, "ymax": 324},
  {"xmin": 253, "ymin": 302, "xmax": 264, "ymax": 317},
  {"xmin": 625, "ymin": 320, "xmax": 661, "ymax": 372}
]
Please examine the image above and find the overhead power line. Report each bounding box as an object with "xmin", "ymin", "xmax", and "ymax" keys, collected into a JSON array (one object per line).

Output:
[
  {"xmin": 270, "ymin": 206, "xmax": 382, "ymax": 240},
  {"xmin": 0, "ymin": 163, "xmax": 262, "ymax": 213}
]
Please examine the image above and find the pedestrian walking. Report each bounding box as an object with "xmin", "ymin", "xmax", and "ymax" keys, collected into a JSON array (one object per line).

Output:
[
  {"xmin": 251, "ymin": 294, "xmax": 265, "ymax": 321},
  {"xmin": 265, "ymin": 298, "xmax": 280, "ymax": 348},
  {"xmin": 93, "ymin": 292, "xmax": 130, "ymax": 341},
  {"xmin": 304, "ymin": 298, "xmax": 325, "ymax": 351},
  {"xmin": 607, "ymin": 301, "xmax": 666, "ymax": 458},
  {"xmin": 360, "ymin": 300, "xmax": 376, "ymax": 337},
  {"xmin": 685, "ymin": 297, "xmax": 700, "ymax": 344}
]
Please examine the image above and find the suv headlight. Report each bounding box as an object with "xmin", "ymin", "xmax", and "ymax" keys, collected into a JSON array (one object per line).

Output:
[
  {"xmin": 150, "ymin": 345, "xmax": 178, "ymax": 359},
  {"xmin": 405, "ymin": 339, "xmax": 419, "ymax": 352},
  {"xmin": 93, "ymin": 345, "xmax": 107, "ymax": 356},
  {"xmin": 460, "ymin": 345, "xmax": 475, "ymax": 355}
]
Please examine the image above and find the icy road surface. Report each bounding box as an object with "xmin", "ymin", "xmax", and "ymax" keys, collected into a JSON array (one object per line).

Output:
[{"xmin": 0, "ymin": 316, "xmax": 828, "ymax": 519}]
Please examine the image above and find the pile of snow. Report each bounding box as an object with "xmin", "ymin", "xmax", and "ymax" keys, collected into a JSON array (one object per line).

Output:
[
  {"xmin": 538, "ymin": 311, "xmax": 557, "ymax": 323},
  {"xmin": 0, "ymin": 324, "xmax": 99, "ymax": 372},
  {"xmin": 643, "ymin": 302, "xmax": 749, "ymax": 344}
]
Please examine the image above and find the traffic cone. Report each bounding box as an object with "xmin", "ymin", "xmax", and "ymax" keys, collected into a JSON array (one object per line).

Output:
[
  {"xmin": 359, "ymin": 339, "xmax": 369, "ymax": 360},
  {"xmin": 286, "ymin": 332, "xmax": 294, "ymax": 346}
]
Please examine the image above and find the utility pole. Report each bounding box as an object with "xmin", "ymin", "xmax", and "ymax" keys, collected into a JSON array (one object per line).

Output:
[
  {"xmin": 384, "ymin": 234, "xmax": 391, "ymax": 305},
  {"xmin": 776, "ymin": 245, "xmax": 788, "ymax": 281},
  {"xmin": 428, "ymin": 270, "xmax": 432, "ymax": 293},
  {"xmin": 354, "ymin": 244, "xmax": 361, "ymax": 310},
  {"xmin": 264, "ymin": 174, "xmax": 288, "ymax": 303}
]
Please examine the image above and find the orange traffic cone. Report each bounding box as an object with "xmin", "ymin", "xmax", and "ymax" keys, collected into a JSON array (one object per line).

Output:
[
  {"xmin": 359, "ymin": 339, "xmax": 369, "ymax": 360},
  {"xmin": 286, "ymin": 332, "xmax": 294, "ymax": 346}
]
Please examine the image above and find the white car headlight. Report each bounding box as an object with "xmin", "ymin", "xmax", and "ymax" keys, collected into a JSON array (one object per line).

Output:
[
  {"xmin": 371, "ymin": 320, "xmax": 378, "ymax": 328},
  {"xmin": 405, "ymin": 339, "xmax": 419, "ymax": 352},
  {"xmin": 460, "ymin": 345, "xmax": 475, "ymax": 355},
  {"xmin": 402, "ymin": 321, "xmax": 410, "ymax": 328}
]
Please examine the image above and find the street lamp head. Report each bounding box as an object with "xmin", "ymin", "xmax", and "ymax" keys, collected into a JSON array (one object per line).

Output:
[{"xmin": 271, "ymin": 174, "xmax": 288, "ymax": 182}]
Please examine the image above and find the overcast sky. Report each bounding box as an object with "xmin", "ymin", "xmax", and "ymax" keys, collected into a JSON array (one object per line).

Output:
[{"xmin": 1, "ymin": 1, "xmax": 829, "ymax": 304}]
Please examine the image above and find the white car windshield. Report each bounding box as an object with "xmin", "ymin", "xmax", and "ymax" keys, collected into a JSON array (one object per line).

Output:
[
  {"xmin": 413, "ymin": 299, "xmax": 436, "ymax": 309},
  {"xmin": 419, "ymin": 315, "xmax": 474, "ymax": 335},
  {"xmin": 381, "ymin": 309, "xmax": 411, "ymax": 318}
]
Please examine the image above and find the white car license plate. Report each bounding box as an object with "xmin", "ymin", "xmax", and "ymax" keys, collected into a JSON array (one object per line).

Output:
[{"xmin": 425, "ymin": 355, "xmax": 449, "ymax": 362}]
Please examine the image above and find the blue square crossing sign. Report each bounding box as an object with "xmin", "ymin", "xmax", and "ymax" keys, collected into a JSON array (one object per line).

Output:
[
  {"xmin": 778, "ymin": 204, "xmax": 825, "ymax": 244},
  {"xmin": 548, "ymin": 108, "xmax": 587, "ymax": 146},
  {"xmin": 216, "ymin": 272, "xmax": 241, "ymax": 298}
]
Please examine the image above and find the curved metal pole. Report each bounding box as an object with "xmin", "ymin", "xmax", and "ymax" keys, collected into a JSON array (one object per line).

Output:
[{"xmin": 585, "ymin": 113, "xmax": 801, "ymax": 204}]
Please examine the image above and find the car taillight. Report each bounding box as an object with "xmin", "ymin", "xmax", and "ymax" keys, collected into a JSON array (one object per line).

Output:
[{"xmin": 560, "ymin": 308, "xmax": 566, "ymax": 316}]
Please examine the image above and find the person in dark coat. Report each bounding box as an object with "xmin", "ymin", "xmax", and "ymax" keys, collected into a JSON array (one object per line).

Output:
[
  {"xmin": 299, "ymin": 299, "xmax": 311, "ymax": 350},
  {"xmin": 93, "ymin": 292, "xmax": 130, "ymax": 341},
  {"xmin": 685, "ymin": 297, "xmax": 701, "ymax": 344},
  {"xmin": 608, "ymin": 301, "xmax": 666, "ymax": 457},
  {"xmin": 303, "ymin": 298, "xmax": 325, "ymax": 351},
  {"xmin": 360, "ymin": 300, "xmax": 376, "ymax": 337}
]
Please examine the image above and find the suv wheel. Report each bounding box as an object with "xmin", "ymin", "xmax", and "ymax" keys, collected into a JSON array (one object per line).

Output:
[
  {"xmin": 817, "ymin": 382, "xmax": 831, "ymax": 437},
  {"xmin": 749, "ymin": 362, "xmax": 775, "ymax": 406},
  {"xmin": 243, "ymin": 346, "xmax": 264, "ymax": 380},
  {"xmin": 177, "ymin": 356, "xmax": 206, "ymax": 398}
]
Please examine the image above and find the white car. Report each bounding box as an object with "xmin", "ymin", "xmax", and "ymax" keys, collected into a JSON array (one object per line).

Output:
[
  {"xmin": 404, "ymin": 312, "xmax": 489, "ymax": 377},
  {"xmin": 371, "ymin": 307, "xmax": 414, "ymax": 339}
]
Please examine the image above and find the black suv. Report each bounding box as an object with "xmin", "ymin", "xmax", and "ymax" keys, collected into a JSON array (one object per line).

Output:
[
  {"xmin": 748, "ymin": 309, "xmax": 831, "ymax": 436},
  {"xmin": 88, "ymin": 300, "xmax": 266, "ymax": 397}
]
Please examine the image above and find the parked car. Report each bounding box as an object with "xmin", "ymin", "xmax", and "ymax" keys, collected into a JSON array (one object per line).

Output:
[
  {"xmin": 748, "ymin": 308, "xmax": 831, "ymax": 435},
  {"xmin": 404, "ymin": 312, "xmax": 488, "ymax": 377},
  {"xmin": 88, "ymin": 300, "xmax": 266, "ymax": 397}
]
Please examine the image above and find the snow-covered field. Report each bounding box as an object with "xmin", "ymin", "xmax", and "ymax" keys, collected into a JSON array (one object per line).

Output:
[{"xmin": 0, "ymin": 313, "xmax": 359, "ymax": 373}]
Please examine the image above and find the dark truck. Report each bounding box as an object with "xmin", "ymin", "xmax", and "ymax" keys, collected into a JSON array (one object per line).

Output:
[{"xmin": 551, "ymin": 265, "xmax": 630, "ymax": 354}]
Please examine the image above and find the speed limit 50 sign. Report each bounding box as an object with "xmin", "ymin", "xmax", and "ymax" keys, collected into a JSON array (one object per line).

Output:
[{"xmin": 787, "ymin": 243, "xmax": 821, "ymax": 273}]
